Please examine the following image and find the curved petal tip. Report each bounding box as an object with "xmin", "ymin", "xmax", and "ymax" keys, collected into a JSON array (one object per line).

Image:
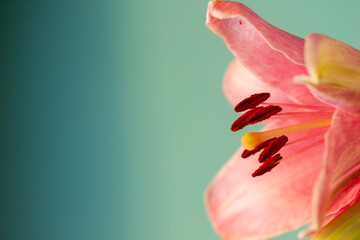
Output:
[{"xmin": 206, "ymin": 1, "xmax": 322, "ymax": 105}]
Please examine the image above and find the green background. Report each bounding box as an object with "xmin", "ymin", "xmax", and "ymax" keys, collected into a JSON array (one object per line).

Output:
[{"xmin": 1, "ymin": 0, "xmax": 359, "ymax": 239}]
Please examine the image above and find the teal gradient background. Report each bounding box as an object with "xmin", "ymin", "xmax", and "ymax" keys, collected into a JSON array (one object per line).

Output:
[{"xmin": 1, "ymin": 0, "xmax": 359, "ymax": 239}]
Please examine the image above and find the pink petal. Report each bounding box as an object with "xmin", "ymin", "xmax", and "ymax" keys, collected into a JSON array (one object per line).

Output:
[
  {"xmin": 206, "ymin": 1, "xmax": 321, "ymax": 105},
  {"xmin": 311, "ymin": 110, "xmax": 360, "ymax": 230},
  {"xmin": 223, "ymin": 59, "xmax": 293, "ymax": 106},
  {"xmin": 205, "ymin": 122, "xmax": 325, "ymax": 240},
  {"xmin": 300, "ymin": 33, "xmax": 360, "ymax": 114},
  {"xmin": 309, "ymin": 198, "xmax": 360, "ymax": 240}
]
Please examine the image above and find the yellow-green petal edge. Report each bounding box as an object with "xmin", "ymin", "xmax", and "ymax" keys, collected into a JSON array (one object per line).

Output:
[{"xmin": 311, "ymin": 201, "xmax": 360, "ymax": 240}]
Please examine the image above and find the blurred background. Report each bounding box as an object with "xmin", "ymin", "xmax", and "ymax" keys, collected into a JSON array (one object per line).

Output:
[{"xmin": 1, "ymin": 0, "xmax": 359, "ymax": 239}]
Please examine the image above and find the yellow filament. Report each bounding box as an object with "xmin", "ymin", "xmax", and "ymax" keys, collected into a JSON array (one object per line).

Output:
[{"xmin": 241, "ymin": 119, "xmax": 331, "ymax": 150}]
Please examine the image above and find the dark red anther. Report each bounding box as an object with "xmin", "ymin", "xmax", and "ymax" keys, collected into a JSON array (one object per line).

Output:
[
  {"xmin": 231, "ymin": 106, "xmax": 263, "ymax": 131},
  {"xmin": 247, "ymin": 105, "xmax": 282, "ymax": 125},
  {"xmin": 242, "ymin": 138, "xmax": 275, "ymax": 158},
  {"xmin": 231, "ymin": 105, "xmax": 282, "ymax": 132},
  {"xmin": 258, "ymin": 135, "xmax": 288, "ymax": 163},
  {"xmin": 234, "ymin": 93, "xmax": 270, "ymax": 112},
  {"xmin": 252, "ymin": 154, "xmax": 282, "ymax": 177}
]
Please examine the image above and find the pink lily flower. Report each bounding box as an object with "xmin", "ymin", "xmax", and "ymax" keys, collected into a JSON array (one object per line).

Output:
[{"xmin": 205, "ymin": 1, "xmax": 360, "ymax": 239}]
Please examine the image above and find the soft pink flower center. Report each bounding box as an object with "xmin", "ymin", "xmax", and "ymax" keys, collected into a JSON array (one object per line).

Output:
[{"xmin": 232, "ymin": 92, "xmax": 333, "ymax": 177}]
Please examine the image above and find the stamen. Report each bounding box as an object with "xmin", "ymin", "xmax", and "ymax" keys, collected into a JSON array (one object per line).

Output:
[
  {"xmin": 231, "ymin": 105, "xmax": 282, "ymax": 131},
  {"xmin": 261, "ymin": 102, "xmax": 334, "ymax": 111},
  {"xmin": 275, "ymin": 112, "xmax": 333, "ymax": 117},
  {"xmin": 231, "ymin": 107, "xmax": 262, "ymax": 132},
  {"xmin": 247, "ymin": 105, "xmax": 282, "ymax": 125},
  {"xmin": 252, "ymin": 154, "xmax": 282, "ymax": 177},
  {"xmin": 279, "ymin": 139, "xmax": 324, "ymax": 163},
  {"xmin": 251, "ymin": 139, "xmax": 324, "ymax": 177},
  {"xmin": 258, "ymin": 135, "xmax": 288, "ymax": 163},
  {"xmin": 242, "ymin": 138, "xmax": 275, "ymax": 158},
  {"xmin": 231, "ymin": 93, "xmax": 334, "ymax": 178},
  {"xmin": 241, "ymin": 119, "xmax": 331, "ymax": 150},
  {"xmin": 286, "ymin": 129, "xmax": 328, "ymax": 146},
  {"xmin": 234, "ymin": 93, "xmax": 270, "ymax": 112}
]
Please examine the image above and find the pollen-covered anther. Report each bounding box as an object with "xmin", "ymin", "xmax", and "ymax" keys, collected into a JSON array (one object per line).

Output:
[
  {"xmin": 231, "ymin": 105, "xmax": 282, "ymax": 132},
  {"xmin": 248, "ymin": 105, "xmax": 282, "ymax": 124},
  {"xmin": 258, "ymin": 135, "xmax": 288, "ymax": 163},
  {"xmin": 231, "ymin": 107, "xmax": 262, "ymax": 132},
  {"xmin": 242, "ymin": 138, "xmax": 275, "ymax": 158},
  {"xmin": 252, "ymin": 154, "xmax": 282, "ymax": 177},
  {"xmin": 234, "ymin": 92, "xmax": 270, "ymax": 112}
]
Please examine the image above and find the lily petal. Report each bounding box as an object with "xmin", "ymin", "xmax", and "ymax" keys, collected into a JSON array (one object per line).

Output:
[
  {"xmin": 223, "ymin": 59, "xmax": 292, "ymax": 106},
  {"xmin": 312, "ymin": 110, "xmax": 360, "ymax": 230},
  {"xmin": 301, "ymin": 33, "xmax": 360, "ymax": 114},
  {"xmin": 205, "ymin": 122, "xmax": 325, "ymax": 240},
  {"xmin": 206, "ymin": 1, "xmax": 321, "ymax": 105},
  {"xmin": 311, "ymin": 200, "xmax": 360, "ymax": 240}
]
